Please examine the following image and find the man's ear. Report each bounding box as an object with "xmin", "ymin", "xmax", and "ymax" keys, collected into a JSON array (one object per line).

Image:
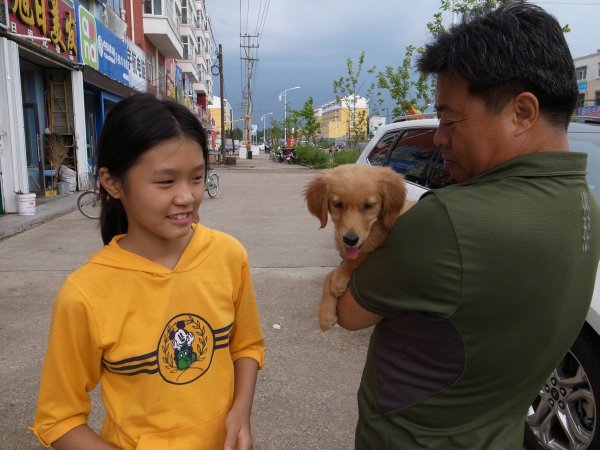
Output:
[
  {"xmin": 98, "ymin": 167, "xmax": 123, "ymax": 199},
  {"xmin": 513, "ymin": 92, "xmax": 539, "ymax": 136}
]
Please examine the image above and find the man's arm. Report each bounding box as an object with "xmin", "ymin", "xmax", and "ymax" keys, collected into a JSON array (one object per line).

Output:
[{"xmin": 337, "ymin": 289, "xmax": 383, "ymax": 330}]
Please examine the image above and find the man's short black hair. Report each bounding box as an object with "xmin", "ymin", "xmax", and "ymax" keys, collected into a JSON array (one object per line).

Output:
[{"xmin": 417, "ymin": 2, "xmax": 578, "ymax": 128}]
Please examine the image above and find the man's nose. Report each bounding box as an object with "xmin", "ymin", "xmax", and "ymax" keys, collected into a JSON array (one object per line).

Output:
[{"xmin": 433, "ymin": 125, "xmax": 448, "ymax": 147}]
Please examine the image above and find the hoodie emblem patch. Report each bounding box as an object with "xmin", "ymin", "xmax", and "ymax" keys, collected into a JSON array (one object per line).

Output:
[{"xmin": 102, "ymin": 314, "xmax": 233, "ymax": 385}]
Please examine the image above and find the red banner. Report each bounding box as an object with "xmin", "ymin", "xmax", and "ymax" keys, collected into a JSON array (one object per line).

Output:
[{"xmin": 8, "ymin": 0, "xmax": 77, "ymax": 62}]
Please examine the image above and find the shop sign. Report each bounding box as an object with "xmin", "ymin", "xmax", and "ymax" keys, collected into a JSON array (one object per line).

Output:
[
  {"xmin": 578, "ymin": 105, "xmax": 600, "ymax": 118},
  {"xmin": 77, "ymin": 3, "xmax": 128, "ymax": 86},
  {"xmin": 125, "ymin": 37, "xmax": 146, "ymax": 92},
  {"xmin": 175, "ymin": 65, "xmax": 183, "ymax": 103},
  {"xmin": 7, "ymin": 0, "xmax": 77, "ymax": 61}
]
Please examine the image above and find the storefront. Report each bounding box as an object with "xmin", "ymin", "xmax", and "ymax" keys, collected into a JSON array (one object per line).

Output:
[
  {"xmin": 0, "ymin": 0, "xmax": 85, "ymax": 213},
  {"xmin": 75, "ymin": 2, "xmax": 140, "ymax": 175}
]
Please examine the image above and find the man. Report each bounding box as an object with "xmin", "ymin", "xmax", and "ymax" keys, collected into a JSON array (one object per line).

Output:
[{"xmin": 337, "ymin": 3, "xmax": 600, "ymax": 449}]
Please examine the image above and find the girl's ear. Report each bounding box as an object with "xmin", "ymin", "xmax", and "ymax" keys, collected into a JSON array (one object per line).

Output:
[{"xmin": 98, "ymin": 167, "xmax": 123, "ymax": 199}]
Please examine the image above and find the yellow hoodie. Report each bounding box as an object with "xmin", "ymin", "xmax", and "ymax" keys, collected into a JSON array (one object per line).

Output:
[{"xmin": 31, "ymin": 224, "xmax": 265, "ymax": 449}]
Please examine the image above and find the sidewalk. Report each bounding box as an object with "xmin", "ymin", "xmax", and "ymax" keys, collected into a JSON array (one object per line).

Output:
[{"xmin": 0, "ymin": 152, "xmax": 304, "ymax": 241}]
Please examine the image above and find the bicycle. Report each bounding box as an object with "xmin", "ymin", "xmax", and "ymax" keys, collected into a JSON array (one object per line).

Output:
[
  {"xmin": 205, "ymin": 169, "xmax": 219, "ymax": 198},
  {"xmin": 77, "ymin": 174, "xmax": 101, "ymax": 219}
]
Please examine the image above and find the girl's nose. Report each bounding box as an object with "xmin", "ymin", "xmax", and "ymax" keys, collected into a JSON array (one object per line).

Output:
[{"xmin": 174, "ymin": 183, "xmax": 195, "ymax": 205}]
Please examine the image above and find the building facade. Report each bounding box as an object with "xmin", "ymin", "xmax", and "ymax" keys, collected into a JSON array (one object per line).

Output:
[
  {"xmin": 0, "ymin": 0, "xmax": 215, "ymax": 214},
  {"xmin": 574, "ymin": 51, "xmax": 600, "ymax": 118},
  {"xmin": 315, "ymin": 95, "xmax": 369, "ymax": 144},
  {"xmin": 208, "ymin": 95, "xmax": 232, "ymax": 150}
]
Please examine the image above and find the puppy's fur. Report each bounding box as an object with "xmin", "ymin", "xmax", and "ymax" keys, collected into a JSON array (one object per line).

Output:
[{"xmin": 304, "ymin": 164, "xmax": 408, "ymax": 331}]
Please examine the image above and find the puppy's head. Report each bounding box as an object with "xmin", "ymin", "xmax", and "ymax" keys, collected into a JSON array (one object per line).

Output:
[{"xmin": 304, "ymin": 165, "xmax": 406, "ymax": 259}]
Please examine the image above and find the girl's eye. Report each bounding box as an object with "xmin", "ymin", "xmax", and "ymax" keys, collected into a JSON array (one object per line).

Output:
[
  {"xmin": 157, "ymin": 180, "xmax": 174, "ymax": 185},
  {"xmin": 193, "ymin": 175, "xmax": 204, "ymax": 182}
]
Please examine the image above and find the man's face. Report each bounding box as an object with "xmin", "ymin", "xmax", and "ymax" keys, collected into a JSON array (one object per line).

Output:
[{"xmin": 434, "ymin": 73, "xmax": 515, "ymax": 183}]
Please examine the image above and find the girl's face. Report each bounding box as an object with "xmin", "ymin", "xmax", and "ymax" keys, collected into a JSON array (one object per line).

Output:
[{"xmin": 112, "ymin": 137, "xmax": 206, "ymax": 253}]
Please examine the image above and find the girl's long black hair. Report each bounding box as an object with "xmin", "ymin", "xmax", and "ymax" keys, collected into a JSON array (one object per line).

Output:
[{"xmin": 96, "ymin": 94, "xmax": 209, "ymax": 245}]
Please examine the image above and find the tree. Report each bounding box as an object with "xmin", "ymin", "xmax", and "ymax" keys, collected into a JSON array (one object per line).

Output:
[
  {"xmin": 377, "ymin": 0, "xmax": 526, "ymax": 119},
  {"xmin": 377, "ymin": 45, "xmax": 433, "ymax": 119},
  {"xmin": 333, "ymin": 51, "xmax": 376, "ymax": 147},
  {"xmin": 270, "ymin": 119, "xmax": 283, "ymax": 145},
  {"xmin": 292, "ymin": 97, "xmax": 321, "ymax": 144}
]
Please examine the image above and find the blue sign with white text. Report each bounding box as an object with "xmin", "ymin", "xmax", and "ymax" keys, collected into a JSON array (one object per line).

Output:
[
  {"xmin": 96, "ymin": 19, "xmax": 129, "ymax": 86},
  {"xmin": 578, "ymin": 81, "xmax": 588, "ymax": 93}
]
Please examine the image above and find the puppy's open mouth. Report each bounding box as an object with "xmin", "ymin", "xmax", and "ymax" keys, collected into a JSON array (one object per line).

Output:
[{"xmin": 344, "ymin": 247, "xmax": 361, "ymax": 260}]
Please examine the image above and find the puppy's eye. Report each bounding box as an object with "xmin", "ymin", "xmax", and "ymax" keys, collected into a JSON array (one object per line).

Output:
[
  {"xmin": 364, "ymin": 203, "xmax": 374, "ymax": 210},
  {"xmin": 333, "ymin": 201, "xmax": 343, "ymax": 209}
]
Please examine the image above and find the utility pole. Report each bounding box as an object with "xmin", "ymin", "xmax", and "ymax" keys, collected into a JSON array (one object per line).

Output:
[
  {"xmin": 240, "ymin": 34, "xmax": 259, "ymax": 159},
  {"xmin": 218, "ymin": 44, "xmax": 226, "ymax": 163}
]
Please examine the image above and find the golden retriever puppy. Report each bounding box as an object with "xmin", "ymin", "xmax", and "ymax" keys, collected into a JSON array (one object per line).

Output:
[{"xmin": 304, "ymin": 164, "xmax": 408, "ymax": 331}]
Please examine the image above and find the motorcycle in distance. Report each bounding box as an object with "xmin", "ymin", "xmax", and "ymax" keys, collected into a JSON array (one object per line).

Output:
[{"xmin": 278, "ymin": 146, "xmax": 297, "ymax": 164}]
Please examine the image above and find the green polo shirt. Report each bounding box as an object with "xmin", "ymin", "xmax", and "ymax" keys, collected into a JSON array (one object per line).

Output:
[{"xmin": 350, "ymin": 152, "xmax": 600, "ymax": 450}]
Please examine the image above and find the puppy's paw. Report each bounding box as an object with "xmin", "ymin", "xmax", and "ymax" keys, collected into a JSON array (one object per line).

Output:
[
  {"xmin": 330, "ymin": 271, "xmax": 351, "ymax": 298},
  {"xmin": 318, "ymin": 296, "xmax": 338, "ymax": 331}
]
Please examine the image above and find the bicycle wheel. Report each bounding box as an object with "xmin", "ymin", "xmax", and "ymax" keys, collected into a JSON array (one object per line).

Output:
[
  {"xmin": 206, "ymin": 173, "xmax": 219, "ymax": 198},
  {"xmin": 77, "ymin": 191, "xmax": 101, "ymax": 219}
]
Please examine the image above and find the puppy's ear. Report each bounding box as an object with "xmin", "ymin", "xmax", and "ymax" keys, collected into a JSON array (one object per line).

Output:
[
  {"xmin": 304, "ymin": 173, "xmax": 329, "ymax": 228},
  {"xmin": 378, "ymin": 168, "xmax": 407, "ymax": 229}
]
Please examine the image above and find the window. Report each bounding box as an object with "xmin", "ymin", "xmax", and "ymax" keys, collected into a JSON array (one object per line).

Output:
[
  {"xmin": 147, "ymin": 52, "xmax": 155, "ymax": 84},
  {"xmin": 181, "ymin": 0, "xmax": 188, "ymax": 24},
  {"xmin": 595, "ymin": 91, "xmax": 600, "ymax": 106},
  {"xmin": 107, "ymin": 0, "xmax": 122, "ymax": 14},
  {"xmin": 387, "ymin": 129, "xmax": 453, "ymax": 189},
  {"xmin": 367, "ymin": 130, "xmax": 403, "ymax": 166},
  {"xmin": 182, "ymin": 36, "xmax": 189, "ymax": 60},
  {"xmin": 576, "ymin": 66, "xmax": 587, "ymax": 81},
  {"xmin": 158, "ymin": 63, "xmax": 165, "ymax": 94}
]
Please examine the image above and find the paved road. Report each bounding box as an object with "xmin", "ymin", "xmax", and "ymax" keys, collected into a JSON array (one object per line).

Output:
[{"xmin": 0, "ymin": 154, "xmax": 371, "ymax": 449}]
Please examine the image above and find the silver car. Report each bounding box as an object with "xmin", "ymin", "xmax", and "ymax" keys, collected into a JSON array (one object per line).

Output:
[{"xmin": 357, "ymin": 116, "xmax": 600, "ymax": 450}]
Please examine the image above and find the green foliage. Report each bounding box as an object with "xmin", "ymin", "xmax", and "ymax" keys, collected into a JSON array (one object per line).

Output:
[
  {"xmin": 295, "ymin": 144, "xmax": 330, "ymax": 168},
  {"xmin": 270, "ymin": 119, "xmax": 283, "ymax": 144},
  {"xmin": 377, "ymin": 45, "xmax": 433, "ymax": 118},
  {"xmin": 291, "ymin": 97, "xmax": 321, "ymax": 144},
  {"xmin": 333, "ymin": 149, "xmax": 361, "ymax": 166},
  {"xmin": 333, "ymin": 51, "xmax": 375, "ymax": 145}
]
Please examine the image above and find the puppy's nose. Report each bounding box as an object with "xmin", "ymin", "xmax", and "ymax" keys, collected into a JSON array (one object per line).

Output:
[{"xmin": 343, "ymin": 234, "xmax": 359, "ymax": 247}]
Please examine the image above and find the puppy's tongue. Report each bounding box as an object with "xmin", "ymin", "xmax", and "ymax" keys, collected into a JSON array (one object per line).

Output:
[{"xmin": 345, "ymin": 247, "xmax": 360, "ymax": 260}]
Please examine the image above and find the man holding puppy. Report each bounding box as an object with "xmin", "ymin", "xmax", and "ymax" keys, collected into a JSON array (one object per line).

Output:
[{"xmin": 337, "ymin": 3, "xmax": 600, "ymax": 449}]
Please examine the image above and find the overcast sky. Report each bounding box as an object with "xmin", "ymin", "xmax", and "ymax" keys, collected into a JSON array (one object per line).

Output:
[{"xmin": 207, "ymin": 0, "xmax": 600, "ymax": 127}]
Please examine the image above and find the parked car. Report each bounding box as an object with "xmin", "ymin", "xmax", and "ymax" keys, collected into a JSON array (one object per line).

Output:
[{"xmin": 357, "ymin": 115, "xmax": 600, "ymax": 450}]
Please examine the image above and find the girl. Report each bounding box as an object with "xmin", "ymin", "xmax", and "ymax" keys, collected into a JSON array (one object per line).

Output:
[{"xmin": 31, "ymin": 94, "xmax": 265, "ymax": 450}]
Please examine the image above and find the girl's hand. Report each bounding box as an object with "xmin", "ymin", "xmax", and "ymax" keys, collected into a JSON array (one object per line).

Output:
[{"xmin": 224, "ymin": 408, "xmax": 253, "ymax": 450}]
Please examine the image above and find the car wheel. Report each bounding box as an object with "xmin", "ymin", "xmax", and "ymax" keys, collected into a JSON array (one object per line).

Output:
[{"xmin": 524, "ymin": 324, "xmax": 600, "ymax": 450}]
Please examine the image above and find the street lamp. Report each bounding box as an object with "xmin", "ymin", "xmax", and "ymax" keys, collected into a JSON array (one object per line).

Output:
[
  {"xmin": 261, "ymin": 112, "xmax": 273, "ymax": 146},
  {"xmin": 278, "ymin": 86, "xmax": 300, "ymax": 145}
]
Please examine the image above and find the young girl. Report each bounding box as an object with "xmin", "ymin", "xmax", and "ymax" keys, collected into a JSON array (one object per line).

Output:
[{"xmin": 31, "ymin": 94, "xmax": 265, "ymax": 450}]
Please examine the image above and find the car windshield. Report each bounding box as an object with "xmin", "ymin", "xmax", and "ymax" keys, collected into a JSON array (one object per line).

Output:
[{"xmin": 569, "ymin": 130, "xmax": 600, "ymax": 201}]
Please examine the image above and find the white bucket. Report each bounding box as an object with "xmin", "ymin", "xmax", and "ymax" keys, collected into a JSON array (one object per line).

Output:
[{"xmin": 16, "ymin": 193, "xmax": 36, "ymax": 216}]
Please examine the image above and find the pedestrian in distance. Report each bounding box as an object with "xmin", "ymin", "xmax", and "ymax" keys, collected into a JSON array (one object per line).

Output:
[
  {"xmin": 337, "ymin": 3, "xmax": 600, "ymax": 450},
  {"xmin": 30, "ymin": 94, "xmax": 265, "ymax": 450}
]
